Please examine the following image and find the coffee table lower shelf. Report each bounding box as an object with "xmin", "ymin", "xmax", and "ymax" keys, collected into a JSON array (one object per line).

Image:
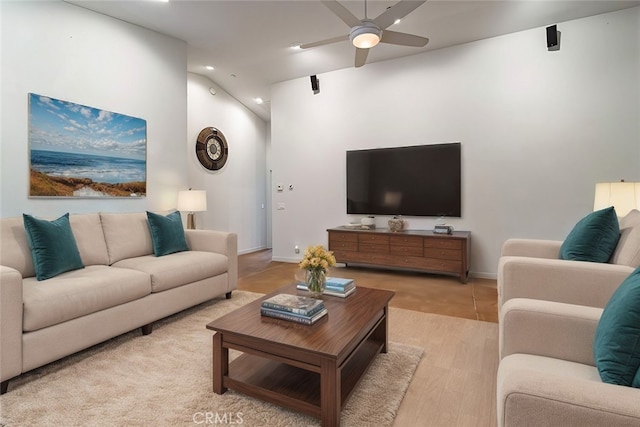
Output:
[{"xmin": 215, "ymin": 334, "xmax": 384, "ymax": 424}]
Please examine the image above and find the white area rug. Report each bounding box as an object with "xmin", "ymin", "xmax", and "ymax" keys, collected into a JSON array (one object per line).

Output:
[{"xmin": 1, "ymin": 291, "xmax": 423, "ymax": 426}]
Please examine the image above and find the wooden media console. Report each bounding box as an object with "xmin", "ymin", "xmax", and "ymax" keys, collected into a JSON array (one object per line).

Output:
[{"xmin": 327, "ymin": 227, "xmax": 471, "ymax": 283}]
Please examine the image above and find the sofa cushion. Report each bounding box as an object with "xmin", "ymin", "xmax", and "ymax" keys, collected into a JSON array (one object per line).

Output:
[
  {"xmin": 100, "ymin": 212, "xmax": 154, "ymax": 264},
  {"xmin": 593, "ymin": 266, "xmax": 640, "ymax": 387},
  {"xmin": 559, "ymin": 207, "xmax": 620, "ymax": 263},
  {"xmin": 112, "ymin": 251, "xmax": 228, "ymax": 293},
  {"xmin": 23, "ymin": 213, "xmax": 84, "ymax": 281},
  {"xmin": 610, "ymin": 209, "xmax": 640, "ymax": 268},
  {"xmin": 146, "ymin": 211, "xmax": 189, "ymax": 256},
  {"xmin": 22, "ymin": 265, "xmax": 151, "ymax": 332},
  {"xmin": 69, "ymin": 213, "xmax": 109, "ymax": 266}
]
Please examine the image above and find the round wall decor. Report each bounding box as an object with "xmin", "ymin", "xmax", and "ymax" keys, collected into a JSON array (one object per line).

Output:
[{"xmin": 195, "ymin": 127, "xmax": 228, "ymax": 170}]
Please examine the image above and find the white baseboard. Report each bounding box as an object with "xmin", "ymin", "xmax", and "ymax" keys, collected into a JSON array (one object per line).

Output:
[
  {"xmin": 238, "ymin": 246, "xmax": 269, "ymax": 255},
  {"xmin": 267, "ymin": 255, "xmax": 498, "ymax": 280},
  {"xmin": 470, "ymin": 271, "xmax": 497, "ymax": 280},
  {"xmin": 270, "ymin": 256, "xmax": 298, "ymax": 263}
]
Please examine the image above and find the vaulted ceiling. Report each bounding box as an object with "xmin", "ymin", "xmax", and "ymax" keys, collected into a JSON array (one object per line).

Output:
[{"xmin": 65, "ymin": 1, "xmax": 639, "ymax": 121}]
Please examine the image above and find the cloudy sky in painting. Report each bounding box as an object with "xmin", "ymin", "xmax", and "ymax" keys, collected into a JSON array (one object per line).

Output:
[{"xmin": 28, "ymin": 93, "xmax": 146, "ymax": 160}]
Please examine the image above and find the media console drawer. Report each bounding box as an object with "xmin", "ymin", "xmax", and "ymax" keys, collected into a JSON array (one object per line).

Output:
[{"xmin": 327, "ymin": 227, "xmax": 470, "ymax": 283}]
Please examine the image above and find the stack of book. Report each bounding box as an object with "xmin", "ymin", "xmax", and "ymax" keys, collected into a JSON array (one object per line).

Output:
[
  {"xmin": 297, "ymin": 277, "xmax": 356, "ymax": 298},
  {"xmin": 260, "ymin": 294, "xmax": 328, "ymax": 325}
]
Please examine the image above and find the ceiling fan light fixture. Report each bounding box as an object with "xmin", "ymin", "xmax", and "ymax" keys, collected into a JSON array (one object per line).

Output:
[{"xmin": 350, "ymin": 22, "xmax": 382, "ymax": 49}]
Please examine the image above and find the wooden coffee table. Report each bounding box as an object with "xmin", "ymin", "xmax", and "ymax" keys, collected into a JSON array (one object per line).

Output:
[{"xmin": 206, "ymin": 283, "xmax": 394, "ymax": 427}]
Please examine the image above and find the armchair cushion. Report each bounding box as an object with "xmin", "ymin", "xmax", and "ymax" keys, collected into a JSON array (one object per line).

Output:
[
  {"xmin": 594, "ymin": 266, "xmax": 640, "ymax": 387},
  {"xmin": 559, "ymin": 207, "xmax": 620, "ymax": 263}
]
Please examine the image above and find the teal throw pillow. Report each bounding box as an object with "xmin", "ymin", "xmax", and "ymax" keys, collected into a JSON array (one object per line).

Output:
[
  {"xmin": 593, "ymin": 266, "xmax": 640, "ymax": 387},
  {"xmin": 146, "ymin": 211, "xmax": 189, "ymax": 256},
  {"xmin": 559, "ymin": 207, "xmax": 620, "ymax": 262},
  {"xmin": 23, "ymin": 213, "xmax": 84, "ymax": 281}
]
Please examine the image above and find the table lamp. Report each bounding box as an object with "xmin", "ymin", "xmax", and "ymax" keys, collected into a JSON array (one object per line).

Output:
[
  {"xmin": 593, "ymin": 181, "xmax": 640, "ymax": 217},
  {"xmin": 177, "ymin": 189, "xmax": 207, "ymax": 229}
]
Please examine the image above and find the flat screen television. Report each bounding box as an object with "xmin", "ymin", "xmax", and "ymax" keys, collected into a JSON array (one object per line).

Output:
[{"xmin": 346, "ymin": 143, "xmax": 461, "ymax": 217}]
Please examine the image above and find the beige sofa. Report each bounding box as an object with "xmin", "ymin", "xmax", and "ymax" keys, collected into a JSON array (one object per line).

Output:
[{"xmin": 0, "ymin": 212, "xmax": 237, "ymax": 394}]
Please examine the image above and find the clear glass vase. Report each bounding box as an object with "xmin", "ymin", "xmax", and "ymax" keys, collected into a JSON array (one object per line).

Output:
[{"xmin": 306, "ymin": 269, "xmax": 327, "ymax": 298}]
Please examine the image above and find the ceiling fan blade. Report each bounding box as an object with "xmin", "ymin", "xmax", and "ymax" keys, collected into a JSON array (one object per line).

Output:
[
  {"xmin": 380, "ymin": 30, "xmax": 429, "ymax": 47},
  {"xmin": 321, "ymin": 0, "xmax": 362, "ymax": 28},
  {"xmin": 373, "ymin": 0, "xmax": 427, "ymax": 29},
  {"xmin": 300, "ymin": 34, "xmax": 349, "ymax": 49},
  {"xmin": 355, "ymin": 47, "xmax": 369, "ymax": 68}
]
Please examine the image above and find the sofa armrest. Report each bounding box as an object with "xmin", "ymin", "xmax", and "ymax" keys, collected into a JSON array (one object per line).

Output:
[
  {"xmin": 500, "ymin": 298, "xmax": 601, "ymax": 365},
  {"xmin": 498, "ymin": 256, "xmax": 632, "ymax": 309},
  {"xmin": 1, "ymin": 266, "xmax": 23, "ymax": 383},
  {"xmin": 185, "ymin": 230, "xmax": 238, "ymax": 291},
  {"xmin": 500, "ymin": 238, "xmax": 562, "ymax": 259}
]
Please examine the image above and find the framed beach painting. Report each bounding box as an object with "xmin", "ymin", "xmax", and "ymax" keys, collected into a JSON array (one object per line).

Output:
[{"xmin": 28, "ymin": 93, "xmax": 147, "ymax": 198}]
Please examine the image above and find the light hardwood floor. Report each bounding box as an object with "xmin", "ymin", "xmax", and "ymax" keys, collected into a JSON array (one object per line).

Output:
[
  {"xmin": 237, "ymin": 249, "xmax": 500, "ymax": 426},
  {"xmin": 237, "ymin": 249, "xmax": 499, "ymax": 322}
]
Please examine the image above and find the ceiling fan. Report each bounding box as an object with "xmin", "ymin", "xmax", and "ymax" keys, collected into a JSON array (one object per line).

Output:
[{"xmin": 301, "ymin": 0, "xmax": 429, "ymax": 68}]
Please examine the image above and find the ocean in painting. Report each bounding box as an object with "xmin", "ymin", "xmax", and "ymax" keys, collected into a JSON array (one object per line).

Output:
[{"xmin": 30, "ymin": 149, "xmax": 146, "ymax": 184}]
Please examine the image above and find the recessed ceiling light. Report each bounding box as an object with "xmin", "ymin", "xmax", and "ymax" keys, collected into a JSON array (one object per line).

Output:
[
  {"xmin": 205, "ymin": 65, "xmax": 215, "ymax": 71},
  {"xmin": 255, "ymin": 98, "xmax": 264, "ymax": 105},
  {"xmin": 394, "ymin": 18, "xmax": 401, "ymax": 25}
]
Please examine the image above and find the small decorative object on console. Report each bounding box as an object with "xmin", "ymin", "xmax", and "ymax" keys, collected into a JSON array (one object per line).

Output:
[
  {"xmin": 360, "ymin": 216, "xmax": 376, "ymax": 229},
  {"xmin": 434, "ymin": 224, "xmax": 454, "ymax": 235},
  {"xmin": 388, "ymin": 216, "xmax": 404, "ymax": 232}
]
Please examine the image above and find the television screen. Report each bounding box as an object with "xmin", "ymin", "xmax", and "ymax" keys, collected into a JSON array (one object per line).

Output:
[{"xmin": 346, "ymin": 143, "xmax": 461, "ymax": 217}]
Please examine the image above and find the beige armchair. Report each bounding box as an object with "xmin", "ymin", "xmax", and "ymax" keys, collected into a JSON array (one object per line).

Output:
[
  {"xmin": 497, "ymin": 298, "xmax": 640, "ymax": 427},
  {"xmin": 498, "ymin": 209, "xmax": 640, "ymax": 311}
]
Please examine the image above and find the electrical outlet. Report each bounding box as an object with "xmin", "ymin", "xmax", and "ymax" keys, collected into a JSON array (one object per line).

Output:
[{"xmin": 294, "ymin": 245, "xmax": 300, "ymax": 254}]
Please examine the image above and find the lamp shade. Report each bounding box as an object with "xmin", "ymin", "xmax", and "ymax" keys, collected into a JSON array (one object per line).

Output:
[
  {"xmin": 594, "ymin": 182, "xmax": 640, "ymax": 217},
  {"xmin": 177, "ymin": 190, "xmax": 207, "ymax": 212}
]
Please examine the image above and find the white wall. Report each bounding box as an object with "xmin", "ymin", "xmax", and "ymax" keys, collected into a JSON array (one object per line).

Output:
[
  {"xmin": 187, "ymin": 74, "xmax": 268, "ymax": 253},
  {"xmin": 271, "ymin": 7, "xmax": 640, "ymax": 277},
  {"xmin": 1, "ymin": 1, "xmax": 188, "ymax": 217},
  {"xmin": 1, "ymin": 2, "xmax": 269, "ymax": 256}
]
